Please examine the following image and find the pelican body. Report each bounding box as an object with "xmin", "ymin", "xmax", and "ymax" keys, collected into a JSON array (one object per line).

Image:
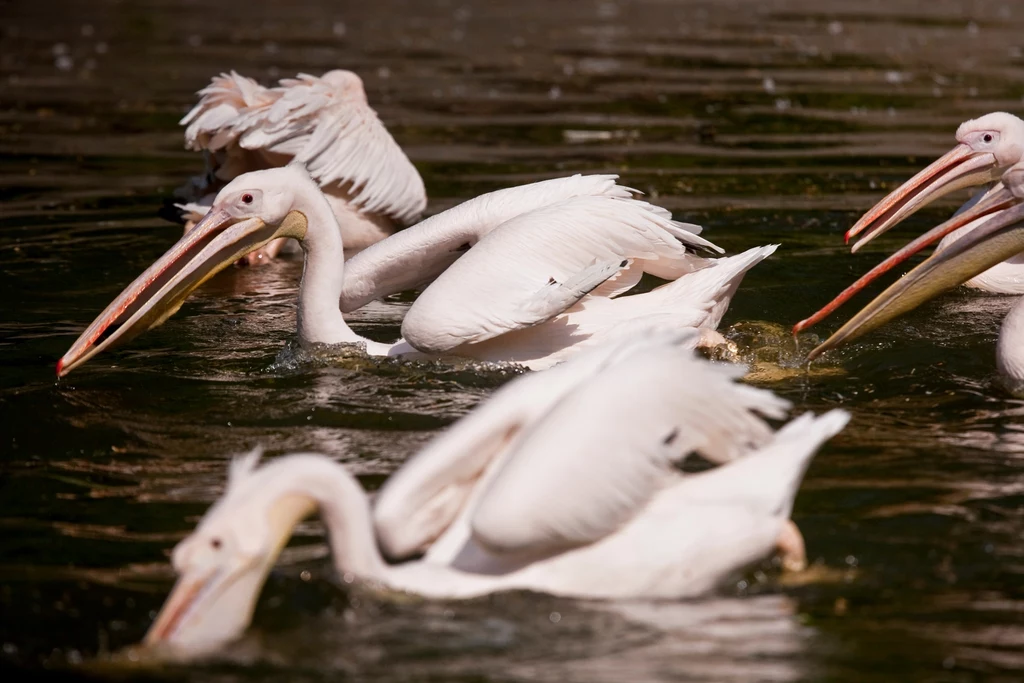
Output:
[
  {"xmin": 178, "ymin": 70, "xmax": 426, "ymax": 263},
  {"xmin": 142, "ymin": 333, "xmax": 849, "ymax": 656},
  {"xmin": 58, "ymin": 166, "xmax": 776, "ymax": 376}
]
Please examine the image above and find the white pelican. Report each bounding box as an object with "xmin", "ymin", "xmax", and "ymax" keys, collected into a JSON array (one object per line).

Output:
[
  {"xmin": 141, "ymin": 332, "xmax": 850, "ymax": 655},
  {"xmin": 804, "ymin": 163, "xmax": 1024, "ymax": 390},
  {"xmin": 177, "ymin": 70, "xmax": 426, "ymax": 264},
  {"xmin": 57, "ymin": 166, "xmax": 776, "ymax": 376},
  {"xmin": 794, "ymin": 112, "xmax": 1024, "ymax": 334}
]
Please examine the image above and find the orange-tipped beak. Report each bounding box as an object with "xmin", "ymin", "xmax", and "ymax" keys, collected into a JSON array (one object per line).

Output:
[
  {"xmin": 56, "ymin": 209, "xmax": 280, "ymax": 377},
  {"xmin": 794, "ymin": 182, "xmax": 1019, "ymax": 335},
  {"xmin": 844, "ymin": 144, "xmax": 1001, "ymax": 253}
]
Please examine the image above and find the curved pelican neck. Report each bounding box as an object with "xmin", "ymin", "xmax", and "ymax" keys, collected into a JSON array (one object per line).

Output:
[
  {"xmin": 294, "ymin": 185, "xmax": 364, "ymax": 345},
  {"xmin": 262, "ymin": 458, "xmax": 509, "ymax": 599},
  {"xmin": 266, "ymin": 457, "xmax": 391, "ymax": 581}
]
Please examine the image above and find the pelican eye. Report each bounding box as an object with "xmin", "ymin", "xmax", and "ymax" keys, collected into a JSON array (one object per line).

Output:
[
  {"xmin": 241, "ymin": 193, "xmax": 254, "ymax": 204},
  {"xmin": 983, "ymin": 133, "xmax": 994, "ymax": 143},
  {"xmin": 210, "ymin": 538, "xmax": 222, "ymax": 550}
]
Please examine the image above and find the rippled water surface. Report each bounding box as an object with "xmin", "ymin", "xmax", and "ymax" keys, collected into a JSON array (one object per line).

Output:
[{"xmin": 3, "ymin": 0, "xmax": 1024, "ymax": 680}]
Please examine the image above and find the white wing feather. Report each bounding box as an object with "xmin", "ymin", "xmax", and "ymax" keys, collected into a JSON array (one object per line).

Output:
[
  {"xmin": 469, "ymin": 346, "xmax": 791, "ymax": 556},
  {"xmin": 674, "ymin": 410, "xmax": 850, "ymax": 518},
  {"xmin": 372, "ymin": 331, "xmax": 700, "ymax": 561},
  {"xmin": 339, "ymin": 174, "xmax": 657, "ymax": 312},
  {"xmin": 400, "ymin": 194, "xmax": 720, "ymax": 353},
  {"xmin": 181, "ymin": 71, "xmax": 275, "ymax": 151},
  {"xmin": 180, "ymin": 70, "xmax": 425, "ymax": 226}
]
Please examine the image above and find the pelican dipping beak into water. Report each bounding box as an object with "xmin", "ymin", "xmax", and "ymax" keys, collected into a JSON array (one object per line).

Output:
[
  {"xmin": 794, "ymin": 112, "xmax": 1024, "ymax": 335},
  {"xmin": 178, "ymin": 70, "xmax": 426, "ymax": 264},
  {"xmin": 58, "ymin": 165, "xmax": 776, "ymax": 376},
  {"xmin": 141, "ymin": 333, "xmax": 849, "ymax": 657},
  {"xmin": 802, "ymin": 163, "xmax": 1024, "ymax": 389}
]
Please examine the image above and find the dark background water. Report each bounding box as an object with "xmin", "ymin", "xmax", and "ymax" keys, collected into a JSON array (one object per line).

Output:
[{"xmin": 2, "ymin": 0, "xmax": 1023, "ymax": 680}]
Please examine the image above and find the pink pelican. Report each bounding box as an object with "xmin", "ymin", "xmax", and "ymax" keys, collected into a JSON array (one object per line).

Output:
[
  {"xmin": 177, "ymin": 69, "xmax": 426, "ymax": 264},
  {"xmin": 794, "ymin": 112, "xmax": 1024, "ymax": 336},
  {"xmin": 803, "ymin": 163, "xmax": 1024, "ymax": 390},
  {"xmin": 57, "ymin": 167, "xmax": 776, "ymax": 376},
  {"xmin": 141, "ymin": 332, "xmax": 849, "ymax": 656}
]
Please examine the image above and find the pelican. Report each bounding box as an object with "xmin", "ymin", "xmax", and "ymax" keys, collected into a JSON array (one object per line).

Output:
[
  {"xmin": 804, "ymin": 163, "xmax": 1024, "ymax": 389},
  {"xmin": 141, "ymin": 332, "xmax": 850, "ymax": 656},
  {"xmin": 794, "ymin": 112, "xmax": 1024, "ymax": 334},
  {"xmin": 177, "ymin": 70, "xmax": 426, "ymax": 264},
  {"xmin": 57, "ymin": 165, "xmax": 776, "ymax": 376}
]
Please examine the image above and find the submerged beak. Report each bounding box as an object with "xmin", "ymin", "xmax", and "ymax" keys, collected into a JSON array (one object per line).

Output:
[
  {"xmin": 142, "ymin": 559, "xmax": 269, "ymax": 657},
  {"xmin": 57, "ymin": 209, "xmax": 306, "ymax": 377},
  {"xmin": 806, "ymin": 201, "xmax": 1024, "ymax": 360},
  {"xmin": 793, "ymin": 182, "xmax": 1019, "ymax": 334},
  {"xmin": 144, "ymin": 568, "xmax": 224, "ymax": 648},
  {"xmin": 142, "ymin": 492, "xmax": 315, "ymax": 657},
  {"xmin": 844, "ymin": 144, "xmax": 1000, "ymax": 252}
]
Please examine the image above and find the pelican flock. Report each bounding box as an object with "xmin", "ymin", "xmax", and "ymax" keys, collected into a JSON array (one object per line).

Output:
[{"xmin": 48, "ymin": 63, "xmax": 1023, "ymax": 664}]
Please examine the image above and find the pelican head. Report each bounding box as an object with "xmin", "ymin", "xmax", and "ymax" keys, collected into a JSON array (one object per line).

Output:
[
  {"xmin": 144, "ymin": 449, "xmax": 316, "ymax": 655},
  {"xmin": 57, "ymin": 165, "xmax": 315, "ymax": 376},
  {"xmin": 845, "ymin": 112, "xmax": 1024, "ymax": 252},
  {"xmin": 807, "ymin": 163, "xmax": 1024, "ymax": 359}
]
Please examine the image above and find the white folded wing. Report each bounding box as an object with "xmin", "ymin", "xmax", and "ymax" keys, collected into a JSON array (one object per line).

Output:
[
  {"xmin": 468, "ymin": 344, "xmax": 792, "ymax": 556},
  {"xmin": 372, "ymin": 331, "xmax": 701, "ymax": 561},
  {"xmin": 375, "ymin": 331, "xmax": 849, "ymax": 598},
  {"xmin": 399, "ymin": 194, "xmax": 718, "ymax": 352},
  {"xmin": 340, "ymin": 174, "xmax": 702, "ymax": 311},
  {"xmin": 180, "ymin": 69, "xmax": 426, "ymax": 226},
  {"xmin": 344, "ymin": 178, "xmax": 719, "ymax": 353}
]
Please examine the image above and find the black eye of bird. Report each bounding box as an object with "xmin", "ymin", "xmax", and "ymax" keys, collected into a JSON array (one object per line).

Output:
[
  {"xmin": 242, "ymin": 193, "xmax": 254, "ymax": 204},
  {"xmin": 211, "ymin": 538, "xmax": 222, "ymax": 550},
  {"xmin": 983, "ymin": 133, "xmax": 994, "ymax": 143}
]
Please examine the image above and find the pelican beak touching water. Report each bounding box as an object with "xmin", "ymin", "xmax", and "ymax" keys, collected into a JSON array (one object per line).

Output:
[
  {"xmin": 58, "ymin": 163, "xmax": 777, "ymax": 375},
  {"xmin": 842, "ymin": 112, "xmax": 1024, "ymax": 253},
  {"xmin": 140, "ymin": 333, "xmax": 849, "ymax": 657},
  {"xmin": 806, "ymin": 166, "xmax": 1024, "ymax": 360},
  {"xmin": 144, "ymin": 458, "xmax": 316, "ymax": 655},
  {"xmin": 56, "ymin": 169, "xmax": 310, "ymax": 377},
  {"xmin": 793, "ymin": 179, "xmax": 1022, "ymax": 334}
]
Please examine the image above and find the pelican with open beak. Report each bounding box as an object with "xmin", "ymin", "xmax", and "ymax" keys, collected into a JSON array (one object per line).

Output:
[
  {"xmin": 56, "ymin": 174, "xmax": 309, "ymax": 377},
  {"xmin": 843, "ymin": 112, "xmax": 1024, "ymax": 254},
  {"xmin": 805, "ymin": 164, "xmax": 1024, "ymax": 388},
  {"xmin": 794, "ymin": 175, "xmax": 1023, "ymax": 335},
  {"xmin": 793, "ymin": 113, "xmax": 1024, "ymax": 336}
]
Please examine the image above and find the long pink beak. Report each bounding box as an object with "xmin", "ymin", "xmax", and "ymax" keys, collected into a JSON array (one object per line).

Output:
[
  {"xmin": 794, "ymin": 182, "xmax": 1018, "ymax": 335},
  {"xmin": 143, "ymin": 573, "xmax": 213, "ymax": 646},
  {"xmin": 807, "ymin": 198, "xmax": 1024, "ymax": 360},
  {"xmin": 844, "ymin": 144, "xmax": 1000, "ymax": 252},
  {"xmin": 57, "ymin": 210, "xmax": 274, "ymax": 377}
]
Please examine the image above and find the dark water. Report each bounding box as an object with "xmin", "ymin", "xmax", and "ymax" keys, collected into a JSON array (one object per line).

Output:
[{"xmin": 2, "ymin": 0, "xmax": 1024, "ymax": 680}]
